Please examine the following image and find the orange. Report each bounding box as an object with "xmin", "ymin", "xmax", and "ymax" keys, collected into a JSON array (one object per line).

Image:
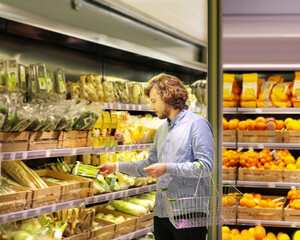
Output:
[
  {"xmin": 246, "ymin": 199, "xmax": 256, "ymax": 208},
  {"xmin": 247, "ymin": 120, "xmax": 256, "ymax": 130},
  {"xmin": 276, "ymin": 119, "xmax": 285, "ymax": 130},
  {"xmin": 258, "ymin": 199, "xmax": 268, "ymax": 208},
  {"xmin": 239, "ymin": 120, "xmax": 248, "ymax": 130},
  {"xmin": 286, "ymin": 122, "xmax": 295, "ymax": 130},
  {"xmin": 241, "ymin": 229, "xmax": 249, "ymax": 236},
  {"xmin": 255, "ymin": 122, "xmax": 267, "ymax": 130},
  {"xmin": 231, "ymin": 228, "xmax": 240, "ymax": 235},
  {"xmin": 254, "ymin": 226, "xmax": 266, "ymax": 240},
  {"xmin": 277, "ymin": 233, "xmax": 290, "ymax": 240},
  {"xmin": 267, "ymin": 200, "xmax": 276, "ymax": 208},
  {"xmin": 255, "ymin": 116, "xmax": 266, "ymax": 124},
  {"xmin": 223, "ymin": 118, "xmax": 229, "ymax": 130},
  {"xmin": 228, "ymin": 119, "xmax": 239, "ymax": 130},
  {"xmin": 254, "ymin": 193, "xmax": 262, "ymax": 201},
  {"xmin": 266, "ymin": 232, "xmax": 277, "ymax": 240},
  {"xmin": 240, "ymin": 197, "xmax": 248, "ymax": 207},
  {"xmin": 222, "ymin": 232, "xmax": 231, "ymax": 240}
]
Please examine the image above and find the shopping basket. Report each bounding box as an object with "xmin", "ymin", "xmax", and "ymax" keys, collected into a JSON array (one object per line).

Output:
[{"xmin": 161, "ymin": 162, "xmax": 242, "ymax": 229}]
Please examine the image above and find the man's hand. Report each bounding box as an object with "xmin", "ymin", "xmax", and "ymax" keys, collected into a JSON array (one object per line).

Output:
[
  {"xmin": 97, "ymin": 162, "xmax": 116, "ymax": 176},
  {"xmin": 144, "ymin": 163, "xmax": 166, "ymax": 178}
]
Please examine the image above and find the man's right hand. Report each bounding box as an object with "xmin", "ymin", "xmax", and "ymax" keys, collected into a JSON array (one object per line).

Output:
[{"xmin": 97, "ymin": 162, "xmax": 116, "ymax": 176}]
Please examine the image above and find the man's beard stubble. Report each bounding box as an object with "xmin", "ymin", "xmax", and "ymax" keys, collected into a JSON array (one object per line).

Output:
[{"xmin": 158, "ymin": 106, "xmax": 170, "ymax": 119}]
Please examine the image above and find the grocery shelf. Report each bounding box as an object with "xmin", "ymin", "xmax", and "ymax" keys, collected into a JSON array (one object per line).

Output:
[
  {"xmin": 237, "ymin": 219, "xmax": 300, "ymax": 228},
  {"xmin": 223, "ymin": 142, "xmax": 237, "ymax": 149},
  {"xmin": 236, "ymin": 181, "xmax": 300, "ymax": 189},
  {"xmin": 0, "ymin": 144, "xmax": 154, "ymax": 162},
  {"xmin": 223, "ymin": 108, "xmax": 300, "ymax": 114},
  {"xmin": 0, "ymin": 184, "xmax": 156, "ymax": 224},
  {"xmin": 223, "ymin": 108, "xmax": 237, "ymax": 114},
  {"xmin": 223, "ymin": 180, "xmax": 236, "ymax": 186},
  {"xmin": 102, "ymin": 103, "xmax": 152, "ymax": 112},
  {"xmin": 113, "ymin": 226, "xmax": 154, "ymax": 240},
  {"xmin": 236, "ymin": 142, "xmax": 300, "ymax": 150}
]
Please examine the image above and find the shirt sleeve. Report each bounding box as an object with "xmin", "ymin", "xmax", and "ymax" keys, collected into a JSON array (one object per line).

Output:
[
  {"xmin": 119, "ymin": 133, "xmax": 159, "ymax": 177},
  {"xmin": 166, "ymin": 118, "xmax": 215, "ymax": 178}
]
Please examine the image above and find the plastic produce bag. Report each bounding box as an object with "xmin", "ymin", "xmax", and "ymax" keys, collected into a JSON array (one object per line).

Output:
[
  {"xmin": 0, "ymin": 60, "xmax": 5, "ymax": 92},
  {"xmin": 54, "ymin": 68, "xmax": 67, "ymax": 96},
  {"xmin": 5, "ymin": 60, "xmax": 19, "ymax": 92},
  {"xmin": 10, "ymin": 104, "xmax": 34, "ymax": 132},
  {"xmin": 18, "ymin": 64, "xmax": 27, "ymax": 93}
]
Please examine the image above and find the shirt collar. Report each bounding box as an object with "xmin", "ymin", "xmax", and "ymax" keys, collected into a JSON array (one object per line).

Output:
[{"xmin": 168, "ymin": 109, "xmax": 187, "ymax": 127}]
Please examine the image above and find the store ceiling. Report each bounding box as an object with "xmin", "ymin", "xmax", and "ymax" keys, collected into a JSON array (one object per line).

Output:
[{"xmin": 223, "ymin": 0, "xmax": 300, "ymax": 70}]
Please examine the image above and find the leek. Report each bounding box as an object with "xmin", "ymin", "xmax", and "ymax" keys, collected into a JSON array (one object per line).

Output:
[{"xmin": 109, "ymin": 200, "xmax": 148, "ymax": 216}]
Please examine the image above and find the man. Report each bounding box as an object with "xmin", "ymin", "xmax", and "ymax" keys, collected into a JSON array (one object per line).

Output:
[{"xmin": 98, "ymin": 73, "xmax": 214, "ymax": 240}]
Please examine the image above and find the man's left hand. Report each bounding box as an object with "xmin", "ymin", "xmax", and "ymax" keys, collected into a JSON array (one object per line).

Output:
[{"xmin": 143, "ymin": 163, "xmax": 166, "ymax": 178}]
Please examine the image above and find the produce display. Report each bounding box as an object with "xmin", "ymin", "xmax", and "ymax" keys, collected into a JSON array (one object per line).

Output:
[
  {"xmin": 222, "ymin": 148, "xmax": 293, "ymax": 170},
  {"xmin": 223, "ymin": 72, "xmax": 300, "ymax": 108},
  {"xmin": 287, "ymin": 188, "xmax": 300, "ymax": 210},
  {"xmin": 0, "ymin": 93, "xmax": 100, "ymax": 132},
  {"xmin": 222, "ymin": 225, "xmax": 292, "ymax": 240},
  {"xmin": 239, "ymin": 193, "xmax": 284, "ymax": 209},
  {"xmin": 223, "ymin": 116, "xmax": 287, "ymax": 131}
]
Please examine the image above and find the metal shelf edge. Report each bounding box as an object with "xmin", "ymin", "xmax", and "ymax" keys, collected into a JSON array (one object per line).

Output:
[
  {"xmin": 1, "ymin": 144, "xmax": 154, "ymax": 162},
  {"xmin": 237, "ymin": 219, "xmax": 300, "ymax": 228}
]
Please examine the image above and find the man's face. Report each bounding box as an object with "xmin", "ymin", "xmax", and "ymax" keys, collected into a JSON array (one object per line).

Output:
[{"xmin": 149, "ymin": 88, "xmax": 170, "ymax": 119}]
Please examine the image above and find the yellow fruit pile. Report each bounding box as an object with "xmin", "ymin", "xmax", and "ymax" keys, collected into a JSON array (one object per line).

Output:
[
  {"xmin": 239, "ymin": 193, "xmax": 283, "ymax": 209},
  {"xmin": 222, "ymin": 225, "xmax": 291, "ymax": 240}
]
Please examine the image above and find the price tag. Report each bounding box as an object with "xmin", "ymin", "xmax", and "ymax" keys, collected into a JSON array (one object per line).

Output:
[
  {"xmin": 71, "ymin": 148, "xmax": 76, "ymax": 155},
  {"xmin": 22, "ymin": 151, "xmax": 28, "ymax": 160},
  {"xmin": 255, "ymin": 108, "xmax": 262, "ymax": 113},
  {"xmin": 257, "ymin": 144, "xmax": 264, "ymax": 149},
  {"xmin": 138, "ymin": 105, "xmax": 142, "ymax": 110},
  {"xmin": 117, "ymin": 103, "xmax": 121, "ymax": 109},
  {"xmin": 45, "ymin": 150, "xmax": 51, "ymax": 158},
  {"xmin": 268, "ymin": 182, "xmax": 276, "ymax": 188},
  {"xmin": 125, "ymin": 104, "xmax": 129, "ymax": 110},
  {"xmin": 10, "ymin": 152, "xmax": 16, "ymax": 161}
]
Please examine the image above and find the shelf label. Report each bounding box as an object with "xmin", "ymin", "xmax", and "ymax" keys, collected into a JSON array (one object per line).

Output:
[
  {"xmin": 22, "ymin": 151, "xmax": 28, "ymax": 160},
  {"xmin": 268, "ymin": 182, "xmax": 276, "ymax": 188},
  {"xmin": 257, "ymin": 144, "xmax": 264, "ymax": 149}
]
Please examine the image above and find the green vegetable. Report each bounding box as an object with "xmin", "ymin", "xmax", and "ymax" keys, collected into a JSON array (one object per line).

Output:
[
  {"xmin": 109, "ymin": 200, "xmax": 148, "ymax": 216},
  {"xmin": 96, "ymin": 175, "xmax": 111, "ymax": 193},
  {"xmin": 11, "ymin": 230, "xmax": 34, "ymax": 240},
  {"xmin": 105, "ymin": 204, "xmax": 115, "ymax": 211},
  {"xmin": 19, "ymin": 219, "xmax": 42, "ymax": 236},
  {"xmin": 2, "ymin": 107, "xmax": 15, "ymax": 132},
  {"xmin": 71, "ymin": 161, "xmax": 99, "ymax": 178},
  {"xmin": 95, "ymin": 213, "xmax": 105, "ymax": 219},
  {"xmin": 124, "ymin": 198, "xmax": 152, "ymax": 211},
  {"xmin": 53, "ymin": 221, "xmax": 68, "ymax": 239}
]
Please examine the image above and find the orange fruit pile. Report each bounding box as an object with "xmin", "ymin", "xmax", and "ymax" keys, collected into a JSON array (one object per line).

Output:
[
  {"xmin": 222, "ymin": 192, "xmax": 240, "ymax": 207},
  {"xmin": 239, "ymin": 193, "xmax": 283, "ymax": 209},
  {"xmin": 287, "ymin": 189, "xmax": 300, "ymax": 210},
  {"xmin": 223, "ymin": 149, "xmax": 240, "ymax": 168},
  {"xmin": 222, "ymin": 225, "xmax": 290, "ymax": 240}
]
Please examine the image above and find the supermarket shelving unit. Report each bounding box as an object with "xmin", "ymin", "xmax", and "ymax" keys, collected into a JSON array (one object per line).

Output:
[{"xmin": 0, "ymin": 1, "xmax": 220, "ymax": 239}]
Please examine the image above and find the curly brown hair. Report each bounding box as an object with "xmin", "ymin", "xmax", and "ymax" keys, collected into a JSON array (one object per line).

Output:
[{"xmin": 145, "ymin": 73, "xmax": 188, "ymax": 110}]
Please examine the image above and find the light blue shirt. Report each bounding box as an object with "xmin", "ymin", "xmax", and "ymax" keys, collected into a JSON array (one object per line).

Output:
[{"xmin": 119, "ymin": 109, "xmax": 215, "ymax": 218}]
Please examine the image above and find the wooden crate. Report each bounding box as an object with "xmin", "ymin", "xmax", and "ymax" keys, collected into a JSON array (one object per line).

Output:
[
  {"xmin": 237, "ymin": 130, "xmax": 282, "ymax": 143},
  {"xmin": 283, "ymin": 130, "xmax": 300, "ymax": 143},
  {"xmin": 35, "ymin": 169, "xmax": 93, "ymax": 202},
  {"xmin": 283, "ymin": 170, "xmax": 300, "ymax": 183},
  {"xmin": 94, "ymin": 206, "xmax": 137, "ymax": 238},
  {"xmin": 222, "ymin": 205, "xmax": 237, "ymax": 221},
  {"xmin": 238, "ymin": 167, "xmax": 283, "ymax": 182},
  {"xmin": 223, "ymin": 166, "xmax": 237, "ymax": 180},
  {"xmin": 238, "ymin": 195, "xmax": 285, "ymax": 221},
  {"xmin": 28, "ymin": 131, "xmax": 59, "ymax": 150},
  {"xmin": 91, "ymin": 219, "xmax": 115, "ymax": 240},
  {"xmin": 58, "ymin": 131, "xmax": 91, "ymax": 148},
  {"xmin": 63, "ymin": 231, "xmax": 90, "ymax": 240},
  {"xmin": 0, "ymin": 132, "xmax": 29, "ymax": 152},
  {"xmin": 284, "ymin": 203, "xmax": 300, "ymax": 221},
  {"xmin": 30, "ymin": 181, "xmax": 62, "ymax": 208},
  {"xmin": 136, "ymin": 213, "xmax": 153, "ymax": 230},
  {"xmin": 223, "ymin": 130, "xmax": 236, "ymax": 142},
  {"xmin": 0, "ymin": 184, "xmax": 32, "ymax": 214}
]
